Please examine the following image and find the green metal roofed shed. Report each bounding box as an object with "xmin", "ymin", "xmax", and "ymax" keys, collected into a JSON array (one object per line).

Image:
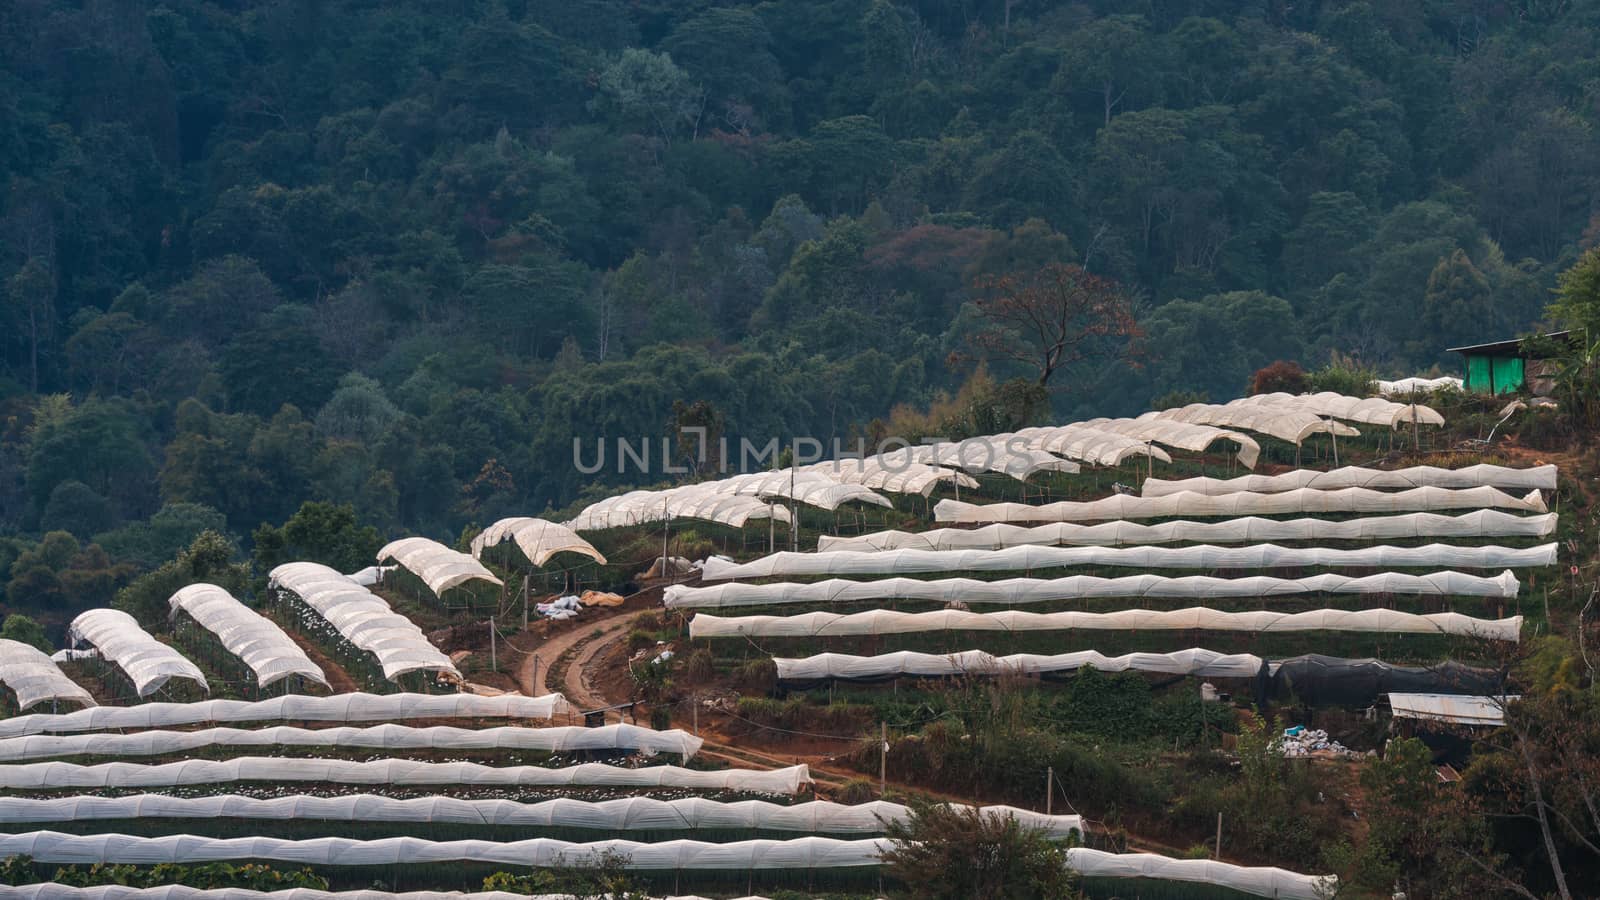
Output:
[{"xmin": 1447, "ymin": 331, "xmax": 1571, "ymax": 395}]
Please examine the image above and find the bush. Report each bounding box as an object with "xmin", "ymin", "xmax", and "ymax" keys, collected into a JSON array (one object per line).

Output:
[
  {"xmin": 880, "ymin": 802, "xmax": 1082, "ymax": 899},
  {"xmin": 1306, "ymin": 351, "xmax": 1377, "ymax": 397},
  {"xmin": 682, "ymin": 648, "xmax": 716, "ymax": 683},
  {"xmin": 649, "ymin": 706, "xmax": 672, "ymax": 730},
  {"xmin": 1248, "ymin": 360, "xmax": 1308, "ymax": 395},
  {"xmin": 834, "ymin": 777, "xmax": 879, "ymax": 804},
  {"xmin": 732, "ymin": 657, "xmax": 777, "ymax": 693},
  {"xmin": 1150, "ymin": 389, "xmax": 1209, "ymax": 410}
]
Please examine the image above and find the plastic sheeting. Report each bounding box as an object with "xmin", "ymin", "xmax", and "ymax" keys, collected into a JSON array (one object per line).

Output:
[
  {"xmin": 0, "ymin": 759, "xmax": 813, "ymax": 793},
  {"xmin": 1142, "ymin": 463, "xmax": 1557, "ymax": 497},
  {"xmin": 698, "ymin": 543, "xmax": 1554, "ymax": 581},
  {"xmin": 1378, "ymin": 376, "xmax": 1463, "ymax": 395},
  {"xmin": 1269, "ymin": 656, "xmax": 1503, "ymax": 707},
  {"xmin": 16, "ymin": 883, "xmax": 692, "ymax": 900},
  {"xmin": 0, "ymin": 641, "xmax": 95, "ymax": 712},
  {"xmin": 0, "ymin": 832, "xmax": 887, "ymax": 870},
  {"xmin": 1236, "ymin": 392, "xmax": 1445, "ymax": 429},
  {"xmin": 67, "ymin": 611, "xmax": 208, "ymax": 698},
  {"xmin": 689, "ymin": 608, "xmax": 1523, "ymax": 641},
  {"xmin": 168, "ymin": 585, "xmax": 328, "ymax": 690},
  {"xmin": 1151, "ymin": 403, "xmax": 1361, "ymax": 446},
  {"xmin": 0, "ymin": 723, "xmax": 705, "ymax": 763},
  {"xmin": 664, "ymin": 571, "xmax": 1522, "ymax": 609},
  {"xmin": 1081, "ymin": 417, "xmax": 1262, "ymax": 469},
  {"xmin": 819, "ymin": 510, "xmax": 1560, "ymax": 552},
  {"xmin": 1387, "ymin": 692, "xmax": 1514, "ymax": 726},
  {"xmin": 895, "ymin": 439, "xmax": 1081, "ymax": 481},
  {"xmin": 799, "ymin": 459, "xmax": 979, "ymax": 496},
  {"xmin": 692, "ymin": 471, "xmax": 893, "ymax": 511},
  {"xmin": 0, "ymin": 693, "xmax": 569, "ymax": 739},
  {"xmin": 566, "ymin": 489, "xmax": 791, "ymax": 532},
  {"xmin": 774, "ymin": 648, "xmax": 1265, "ymax": 684},
  {"xmin": 1066, "ymin": 848, "xmax": 1335, "ymax": 900},
  {"xmin": 0, "ymin": 795, "xmax": 1083, "ymax": 838},
  {"xmin": 935, "ymin": 485, "xmax": 1550, "ymax": 524},
  {"xmin": 470, "ymin": 519, "xmax": 606, "ymax": 567},
  {"xmin": 0, "ymin": 839, "xmax": 1334, "ymax": 900},
  {"xmin": 1012, "ymin": 425, "xmax": 1173, "ymax": 468},
  {"xmin": 377, "ymin": 538, "xmax": 503, "ymax": 595},
  {"xmin": 268, "ymin": 563, "xmax": 460, "ymax": 682}
]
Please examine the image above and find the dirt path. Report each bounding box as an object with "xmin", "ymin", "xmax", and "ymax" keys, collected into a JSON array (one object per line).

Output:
[
  {"xmin": 513, "ymin": 608, "xmax": 654, "ymax": 723},
  {"xmin": 284, "ymin": 630, "xmax": 360, "ymax": 694}
]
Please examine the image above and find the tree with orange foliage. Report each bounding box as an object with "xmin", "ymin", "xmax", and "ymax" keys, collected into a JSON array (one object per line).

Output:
[{"xmin": 967, "ymin": 263, "xmax": 1141, "ymax": 388}]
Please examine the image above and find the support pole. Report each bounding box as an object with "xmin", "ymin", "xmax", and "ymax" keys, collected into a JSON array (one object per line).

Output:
[
  {"xmin": 879, "ymin": 721, "xmax": 888, "ymax": 796},
  {"xmin": 489, "ymin": 617, "xmax": 497, "ymax": 672},
  {"xmin": 1046, "ymin": 766, "xmax": 1054, "ymax": 815},
  {"xmin": 1215, "ymin": 811, "xmax": 1223, "ymax": 859},
  {"xmin": 693, "ymin": 697, "xmax": 699, "ymax": 735}
]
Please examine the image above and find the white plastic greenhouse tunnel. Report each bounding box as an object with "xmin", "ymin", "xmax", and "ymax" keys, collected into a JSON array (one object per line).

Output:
[{"xmin": 0, "ymin": 692, "xmax": 569, "ymax": 739}]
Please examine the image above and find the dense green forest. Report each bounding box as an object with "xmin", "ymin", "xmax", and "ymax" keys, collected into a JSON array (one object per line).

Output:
[{"xmin": 2, "ymin": 0, "xmax": 1596, "ymax": 579}]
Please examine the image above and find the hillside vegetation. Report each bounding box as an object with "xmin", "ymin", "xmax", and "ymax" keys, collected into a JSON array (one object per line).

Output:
[{"xmin": 3, "ymin": 1, "xmax": 1600, "ymax": 550}]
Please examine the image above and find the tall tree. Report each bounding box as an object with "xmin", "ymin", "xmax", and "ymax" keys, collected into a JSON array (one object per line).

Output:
[{"xmin": 967, "ymin": 263, "xmax": 1140, "ymax": 389}]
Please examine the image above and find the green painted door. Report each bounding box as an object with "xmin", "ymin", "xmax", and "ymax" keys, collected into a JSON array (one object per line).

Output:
[
  {"xmin": 1465, "ymin": 355, "xmax": 1493, "ymax": 392},
  {"xmin": 1491, "ymin": 357, "xmax": 1524, "ymax": 394}
]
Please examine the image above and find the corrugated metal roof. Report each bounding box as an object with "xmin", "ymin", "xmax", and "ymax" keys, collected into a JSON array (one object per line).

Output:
[
  {"xmin": 1446, "ymin": 331, "xmax": 1571, "ymax": 356},
  {"xmin": 1387, "ymin": 692, "xmax": 1517, "ymax": 726}
]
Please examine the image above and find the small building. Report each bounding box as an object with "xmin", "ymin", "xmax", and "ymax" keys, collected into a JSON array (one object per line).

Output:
[{"xmin": 1447, "ymin": 331, "xmax": 1571, "ymax": 395}]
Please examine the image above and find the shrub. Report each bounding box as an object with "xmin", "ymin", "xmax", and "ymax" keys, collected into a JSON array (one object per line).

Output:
[
  {"xmin": 732, "ymin": 657, "xmax": 777, "ymax": 693},
  {"xmin": 649, "ymin": 706, "xmax": 672, "ymax": 730},
  {"xmin": 1150, "ymin": 389, "xmax": 1208, "ymax": 410},
  {"xmin": 682, "ymin": 648, "xmax": 716, "ymax": 683},
  {"xmin": 880, "ymin": 802, "xmax": 1082, "ymax": 899},
  {"xmin": 1248, "ymin": 360, "xmax": 1308, "ymax": 395},
  {"xmin": 834, "ymin": 777, "xmax": 879, "ymax": 804},
  {"xmin": 1306, "ymin": 351, "xmax": 1377, "ymax": 397}
]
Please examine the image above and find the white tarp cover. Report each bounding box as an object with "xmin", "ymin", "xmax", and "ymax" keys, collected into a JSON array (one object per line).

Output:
[
  {"xmin": 0, "ymin": 841, "xmax": 1334, "ymax": 900},
  {"xmin": 1012, "ymin": 425, "xmax": 1173, "ymax": 467},
  {"xmin": 1081, "ymin": 417, "xmax": 1262, "ymax": 469},
  {"xmin": 774, "ymin": 648, "xmax": 1265, "ymax": 682},
  {"xmin": 693, "ymin": 471, "xmax": 893, "ymax": 511},
  {"xmin": 935, "ymin": 485, "xmax": 1549, "ymax": 524},
  {"xmin": 689, "ymin": 608, "xmax": 1523, "ymax": 641},
  {"xmin": 67, "ymin": 611, "xmax": 208, "ymax": 698},
  {"xmin": 0, "ymin": 759, "xmax": 812, "ymax": 793},
  {"xmin": 0, "ymin": 832, "xmax": 887, "ymax": 870},
  {"xmin": 0, "ymin": 692, "xmax": 569, "ymax": 739},
  {"xmin": 470, "ymin": 518, "xmax": 606, "ymax": 567},
  {"xmin": 1151, "ymin": 403, "xmax": 1361, "ymax": 445},
  {"xmin": 800, "ymin": 459, "xmax": 979, "ymax": 496},
  {"xmin": 664, "ymin": 571, "xmax": 1521, "ymax": 609},
  {"xmin": 267, "ymin": 563, "xmax": 460, "ymax": 682},
  {"xmin": 0, "ymin": 795, "xmax": 1083, "ymax": 838},
  {"xmin": 1066, "ymin": 848, "xmax": 1335, "ymax": 900},
  {"xmin": 0, "ymin": 724, "xmax": 703, "ymax": 763},
  {"xmin": 1236, "ymin": 392, "xmax": 1445, "ymax": 429},
  {"xmin": 0, "ymin": 641, "xmax": 96, "ymax": 712},
  {"xmin": 1378, "ymin": 376, "xmax": 1463, "ymax": 396},
  {"xmin": 377, "ymin": 538, "xmax": 504, "ymax": 595},
  {"xmin": 167, "ymin": 585, "xmax": 328, "ymax": 690},
  {"xmin": 1386, "ymin": 692, "xmax": 1516, "ymax": 726},
  {"xmin": 698, "ymin": 543, "xmax": 1554, "ymax": 581},
  {"xmin": 1142, "ymin": 463, "xmax": 1557, "ymax": 497},
  {"xmin": 819, "ymin": 510, "xmax": 1560, "ymax": 552},
  {"xmin": 566, "ymin": 489, "xmax": 791, "ymax": 532},
  {"xmin": 0, "ymin": 722, "xmax": 703, "ymax": 763},
  {"xmin": 0, "ymin": 890, "xmax": 749, "ymax": 900},
  {"xmin": 896, "ymin": 439, "xmax": 1081, "ymax": 481}
]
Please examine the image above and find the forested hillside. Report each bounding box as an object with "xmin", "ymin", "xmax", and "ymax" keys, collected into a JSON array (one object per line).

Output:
[{"xmin": 2, "ymin": 0, "xmax": 1596, "ymax": 557}]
